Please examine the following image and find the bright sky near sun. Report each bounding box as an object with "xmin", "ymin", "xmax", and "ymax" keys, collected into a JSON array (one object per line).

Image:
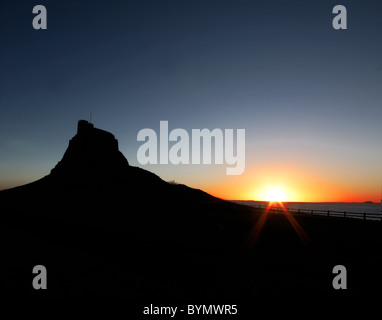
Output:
[{"xmin": 0, "ymin": 1, "xmax": 381, "ymax": 202}]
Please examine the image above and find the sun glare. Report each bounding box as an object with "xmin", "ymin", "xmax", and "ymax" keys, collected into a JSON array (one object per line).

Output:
[
  {"xmin": 262, "ymin": 186, "xmax": 288, "ymax": 203},
  {"xmin": 249, "ymin": 186, "xmax": 310, "ymax": 247}
]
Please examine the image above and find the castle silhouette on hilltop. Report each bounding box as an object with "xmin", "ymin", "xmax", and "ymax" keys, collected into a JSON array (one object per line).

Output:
[{"xmin": 50, "ymin": 120, "xmax": 129, "ymax": 179}]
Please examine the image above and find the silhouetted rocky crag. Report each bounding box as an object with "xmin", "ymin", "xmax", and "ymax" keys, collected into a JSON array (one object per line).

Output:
[
  {"xmin": 0, "ymin": 120, "xmax": 229, "ymax": 220},
  {"xmin": 51, "ymin": 120, "xmax": 129, "ymax": 181}
]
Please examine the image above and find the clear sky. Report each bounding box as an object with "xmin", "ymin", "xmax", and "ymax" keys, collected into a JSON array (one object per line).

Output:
[{"xmin": 1, "ymin": 0, "xmax": 381, "ymax": 202}]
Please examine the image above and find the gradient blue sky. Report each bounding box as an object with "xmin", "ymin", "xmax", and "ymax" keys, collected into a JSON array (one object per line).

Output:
[{"xmin": 1, "ymin": 1, "xmax": 381, "ymax": 201}]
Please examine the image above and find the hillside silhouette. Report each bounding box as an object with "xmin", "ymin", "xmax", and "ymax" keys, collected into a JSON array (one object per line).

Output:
[
  {"xmin": 1, "ymin": 120, "xmax": 247, "ymax": 299},
  {"xmin": 1, "ymin": 120, "xmax": 381, "ymax": 305},
  {"xmin": 2, "ymin": 120, "xmax": 220, "ymax": 209}
]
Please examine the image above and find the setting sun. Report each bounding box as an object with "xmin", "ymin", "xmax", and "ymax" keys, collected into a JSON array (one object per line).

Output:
[{"xmin": 261, "ymin": 186, "xmax": 289, "ymax": 202}]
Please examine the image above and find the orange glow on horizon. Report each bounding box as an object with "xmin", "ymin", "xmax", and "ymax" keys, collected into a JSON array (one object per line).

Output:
[{"xmin": 203, "ymin": 164, "xmax": 380, "ymax": 203}]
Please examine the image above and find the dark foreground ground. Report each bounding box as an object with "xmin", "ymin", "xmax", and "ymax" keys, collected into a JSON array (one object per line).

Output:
[{"xmin": 1, "ymin": 190, "xmax": 381, "ymax": 314}]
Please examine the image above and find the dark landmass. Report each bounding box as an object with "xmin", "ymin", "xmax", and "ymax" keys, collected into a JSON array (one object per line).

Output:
[{"xmin": 1, "ymin": 121, "xmax": 381, "ymax": 308}]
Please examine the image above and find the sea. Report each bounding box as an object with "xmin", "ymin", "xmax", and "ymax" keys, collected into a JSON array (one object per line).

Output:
[{"xmin": 231, "ymin": 200, "xmax": 382, "ymax": 217}]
